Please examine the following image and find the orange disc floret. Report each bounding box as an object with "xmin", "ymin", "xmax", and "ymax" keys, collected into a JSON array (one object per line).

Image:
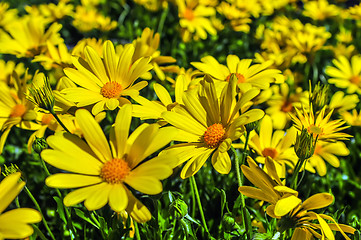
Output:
[
  {"xmin": 203, "ymin": 123, "xmax": 226, "ymax": 148},
  {"xmin": 226, "ymin": 73, "xmax": 246, "ymax": 84},
  {"xmin": 350, "ymin": 75, "xmax": 360, "ymax": 85},
  {"xmin": 100, "ymin": 158, "xmax": 131, "ymax": 184},
  {"xmin": 184, "ymin": 8, "xmax": 195, "ymax": 21},
  {"xmin": 262, "ymin": 148, "xmax": 278, "ymax": 159},
  {"xmin": 10, "ymin": 104, "xmax": 27, "ymax": 118},
  {"xmin": 101, "ymin": 81, "xmax": 123, "ymax": 99}
]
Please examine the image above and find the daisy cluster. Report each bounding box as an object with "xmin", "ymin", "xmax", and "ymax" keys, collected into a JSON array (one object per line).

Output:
[{"xmin": 0, "ymin": 0, "xmax": 361, "ymax": 239}]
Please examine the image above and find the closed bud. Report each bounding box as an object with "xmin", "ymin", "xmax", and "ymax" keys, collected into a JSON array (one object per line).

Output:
[
  {"xmin": 169, "ymin": 199, "xmax": 188, "ymax": 219},
  {"xmin": 310, "ymin": 82, "xmax": 329, "ymax": 113},
  {"xmin": 222, "ymin": 213, "xmax": 235, "ymax": 232},
  {"xmin": 1, "ymin": 164, "xmax": 24, "ymax": 181},
  {"xmin": 245, "ymin": 119, "xmax": 260, "ymax": 133},
  {"xmin": 26, "ymin": 72, "xmax": 55, "ymax": 112},
  {"xmin": 294, "ymin": 128, "xmax": 317, "ymax": 159},
  {"xmin": 33, "ymin": 136, "xmax": 48, "ymax": 154}
]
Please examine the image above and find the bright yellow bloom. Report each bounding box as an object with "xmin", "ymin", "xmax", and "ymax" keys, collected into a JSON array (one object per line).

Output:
[
  {"xmin": 0, "ymin": 60, "xmax": 25, "ymax": 84},
  {"xmin": 289, "ymin": 105, "xmax": 352, "ymax": 142},
  {"xmin": 0, "ymin": 16, "xmax": 63, "ymax": 58},
  {"xmin": 25, "ymin": 0, "xmax": 74, "ymax": 24},
  {"xmin": 326, "ymin": 55, "xmax": 361, "ymax": 94},
  {"xmin": 132, "ymin": 74, "xmax": 189, "ymax": 124},
  {"xmin": 0, "ymin": 171, "xmax": 42, "ymax": 239},
  {"xmin": 239, "ymin": 156, "xmax": 302, "ymax": 218},
  {"xmin": 303, "ymin": 0, "xmax": 340, "ymax": 20},
  {"xmin": 71, "ymin": 38, "xmax": 105, "ymax": 59},
  {"xmin": 266, "ymin": 83, "xmax": 308, "ymax": 130},
  {"xmin": 72, "ymin": 5, "xmax": 117, "ymax": 32},
  {"xmin": 247, "ymin": 115, "xmax": 301, "ymax": 177},
  {"xmin": 41, "ymin": 105, "xmax": 178, "ymax": 222},
  {"xmin": 341, "ymin": 109, "xmax": 361, "ymax": 126},
  {"xmin": 216, "ymin": 2, "xmax": 252, "ymax": 33},
  {"xmin": 0, "ymin": 2, "xmax": 18, "ymax": 31},
  {"xmin": 0, "ymin": 72, "xmax": 40, "ymax": 154},
  {"xmin": 134, "ymin": 0, "xmax": 168, "ymax": 11},
  {"xmin": 176, "ymin": 0, "xmax": 217, "ymax": 42},
  {"xmin": 309, "ymin": 141, "xmax": 349, "ymax": 176},
  {"xmin": 281, "ymin": 194, "xmax": 355, "ymax": 240},
  {"xmin": 132, "ymin": 28, "xmax": 177, "ymax": 81},
  {"xmin": 328, "ymin": 91, "xmax": 359, "ymax": 114},
  {"xmin": 191, "ymin": 55, "xmax": 284, "ymax": 92},
  {"xmin": 61, "ymin": 40, "xmax": 153, "ymax": 115},
  {"xmin": 161, "ymin": 75, "xmax": 264, "ymax": 178},
  {"xmin": 33, "ymin": 42, "xmax": 73, "ymax": 70}
]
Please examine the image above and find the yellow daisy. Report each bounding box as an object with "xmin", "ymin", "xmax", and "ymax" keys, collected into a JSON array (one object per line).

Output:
[
  {"xmin": 328, "ymin": 91, "xmax": 359, "ymax": 114},
  {"xmin": 289, "ymin": 104, "xmax": 352, "ymax": 142},
  {"xmin": 191, "ymin": 55, "xmax": 284, "ymax": 92},
  {"xmin": 308, "ymin": 141, "xmax": 349, "ymax": 176},
  {"xmin": 24, "ymin": 0, "xmax": 74, "ymax": 24},
  {"xmin": 41, "ymin": 105, "xmax": 178, "ymax": 222},
  {"xmin": 247, "ymin": 115, "xmax": 300, "ymax": 178},
  {"xmin": 265, "ymin": 83, "xmax": 309, "ymax": 130},
  {"xmin": 238, "ymin": 156, "xmax": 302, "ymax": 218},
  {"xmin": 0, "ymin": 171, "xmax": 42, "ymax": 239},
  {"xmin": 176, "ymin": 0, "xmax": 217, "ymax": 42},
  {"xmin": 341, "ymin": 109, "xmax": 361, "ymax": 127},
  {"xmin": 0, "ymin": 16, "xmax": 63, "ymax": 58},
  {"xmin": 61, "ymin": 40, "xmax": 153, "ymax": 115},
  {"xmin": 0, "ymin": 72, "xmax": 40, "ymax": 154},
  {"xmin": 280, "ymin": 194, "xmax": 355, "ymax": 240},
  {"xmin": 302, "ymin": 0, "xmax": 340, "ymax": 21},
  {"xmin": 325, "ymin": 55, "xmax": 361, "ymax": 94},
  {"xmin": 161, "ymin": 74, "xmax": 264, "ymax": 178},
  {"xmin": 132, "ymin": 28, "xmax": 177, "ymax": 81}
]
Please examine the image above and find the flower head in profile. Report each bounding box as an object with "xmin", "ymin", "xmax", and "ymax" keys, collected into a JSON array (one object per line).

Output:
[
  {"xmin": 326, "ymin": 55, "xmax": 361, "ymax": 94},
  {"xmin": 41, "ymin": 105, "xmax": 178, "ymax": 222},
  {"xmin": 0, "ymin": 170, "xmax": 42, "ymax": 239},
  {"xmin": 0, "ymin": 71, "xmax": 40, "ymax": 154},
  {"xmin": 238, "ymin": 156, "xmax": 302, "ymax": 218},
  {"xmin": 302, "ymin": 0, "xmax": 340, "ymax": 21},
  {"xmin": 61, "ymin": 40, "xmax": 153, "ymax": 115},
  {"xmin": 191, "ymin": 55, "xmax": 284, "ymax": 92},
  {"xmin": 289, "ymin": 104, "xmax": 352, "ymax": 143},
  {"xmin": 341, "ymin": 109, "xmax": 361, "ymax": 126},
  {"xmin": 162, "ymin": 74, "xmax": 264, "ymax": 178},
  {"xmin": 279, "ymin": 193, "xmax": 355, "ymax": 240},
  {"xmin": 26, "ymin": 72, "xmax": 55, "ymax": 113}
]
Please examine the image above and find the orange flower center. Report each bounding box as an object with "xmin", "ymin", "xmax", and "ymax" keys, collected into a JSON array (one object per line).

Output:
[
  {"xmin": 101, "ymin": 82, "xmax": 123, "ymax": 99},
  {"xmin": 226, "ymin": 73, "xmax": 246, "ymax": 84},
  {"xmin": 184, "ymin": 8, "xmax": 195, "ymax": 20},
  {"xmin": 10, "ymin": 104, "xmax": 26, "ymax": 118},
  {"xmin": 307, "ymin": 124, "xmax": 323, "ymax": 138},
  {"xmin": 350, "ymin": 75, "xmax": 360, "ymax": 85},
  {"xmin": 100, "ymin": 158, "xmax": 131, "ymax": 184},
  {"xmin": 281, "ymin": 101, "xmax": 293, "ymax": 113},
  {"xmin": 262, "ymin": 148, "xmax": 278, "ymax": 159},
  {"xmin": 42, "ymin": 114, "xmax": 54, "ymax": 125},
  {"xmin": 203, "ymin": 123, "xmax": 226, "ymax": 148}
]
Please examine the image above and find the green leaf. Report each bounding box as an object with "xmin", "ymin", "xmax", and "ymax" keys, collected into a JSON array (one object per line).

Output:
[
  {"xmin": 74, "ymin": 208, "xmax": 99, "ymax": 229},
  {"xmin": 53, "ymin": 196, "xmax": 67, "ymax": 224}
]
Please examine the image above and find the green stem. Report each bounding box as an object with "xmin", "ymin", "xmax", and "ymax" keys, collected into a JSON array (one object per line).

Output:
[
  {"xmin": 50, "ymin": 109, "xmax": 71, "ymax": 133},
  {"xmin": 39, "ymin": 154, "xmax": 77, "ymax": 239},
  {"xmin": 290, "ymin": 157, "xmax": 305, "ymax": 190},
  {"xmin": 157, "ymin": 6, "xmax": 169, "ymax": 36},
  {"xmin": 190, "ymin": 175, "xmax": 210, "ymax": 236},
  {"xmin": 24, "ymin": 186, "xmax": 56, "ymax": 240},
  {"xmin": 134, "ymin": 221, "xmax": 141, "ymax": 240},
  {"xmin": 189, "ymin": 177, "xmax": 196, "ymax": 218}
]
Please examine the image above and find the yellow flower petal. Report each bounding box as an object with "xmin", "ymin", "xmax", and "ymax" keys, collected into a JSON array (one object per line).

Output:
[
  {"xmin": 84, "ymin": 183, "xmax": 112, "ymax": 211},
  {"xmin": 238, "ymin": 186, "xmax": 273, "ymax": 203},
  {"xmin": 63, "ymin": 182, "xmax": 107, "ymax": 207},
  {"xmin": 301, "ymin": 193, "xmax": 334, "ymax": 211},
  {"xmin": 211, "ymin": 149, "xmax": 231, "ymax": 174},
  {"xmin": 0, "ymin": 173, "xmax": 25, "ymax": 214},
  {"xmin": 125, "ymin": 176, "xmax": 162, "ymax": 195},
  {"xmin": 154, "ymin": 83, "xmax": 172, "ymax": 106},
  {"xmin": 316, "ymin": 214, "xmax": 335, "ymax": 240},
  {"xmin": 126, "ymin": 191, "xmax": 151, "ymax": 223},
  {"xmin": 274, "ymin": 195, "xmax": 301, "ymax": 216},
  {"xmin": 108, "ymin": 184, "xmax": 128, "ymax": 212},
  {"xmin": 76, "ymin": 109, "xmax": 112, "ymax": 163},
  {"xmin": 45, "ymin": 173, "xmax": 102, "ymax": 189},
  {"xmin": 180, "ymin": 149, "xmax": 213, "ymax": 178},
  {"xmin": 113, "ymin": 104, "xmax": 132, "ymax": 158}
]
